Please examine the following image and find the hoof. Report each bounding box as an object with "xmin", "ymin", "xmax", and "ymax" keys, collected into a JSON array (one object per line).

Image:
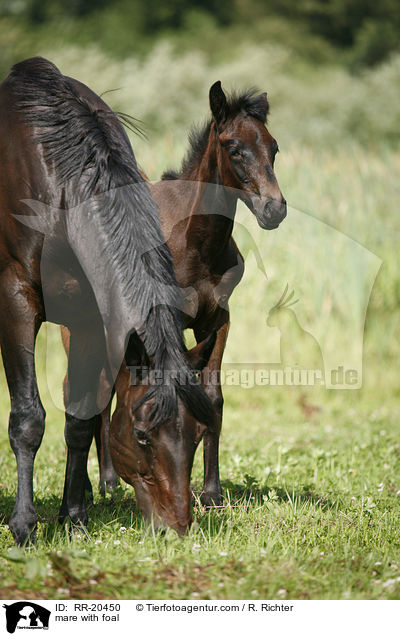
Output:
[
  {"xmin": 9, "ymin": 512, "xmax": 37, "ymax": 546},
  {"xmin": 84, "ymin": 474, "xmax": 93, "ymax": 503},
  {"xmin": 58, "ymin": 505, "xmax": 88, "ymax": 529},
  {"xmin": 99, "ymin": 473, "xmax": 119, "ymax": 496},
  {"xmin": 200, "ymin": 490, "xmax": 223, "ymax": 508},
  {"xmin": 58, "ymin": 500, "xmax": 68, "ymax": 524},
  {"xmin": 85, "ymin": 489, "xmax": 94, "ymax": 506}
]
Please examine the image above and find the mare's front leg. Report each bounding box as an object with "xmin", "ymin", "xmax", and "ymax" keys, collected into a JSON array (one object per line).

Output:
[
  {"xmin": 59, "ymin": 324, "xmax": 106, "ymax": 529},
  {"xmin": 60, "ymin": 325, "xmax": 98, "ymax": 501},
  {"xmin": 0, "ymin": 271, "xmax": 44, "ymax": 544},
  {"xmin": 59, "ymin": 413, "xmax": 97, "ymax": 527},
  {"xmin": 195, "ymin": 321, "xmax": 229, "ymax": 508}
]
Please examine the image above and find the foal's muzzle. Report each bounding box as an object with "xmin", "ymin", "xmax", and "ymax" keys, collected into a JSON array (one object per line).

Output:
[{"xmin": 257, "ymin": 198, "xmax": 287, "ymax": 230}]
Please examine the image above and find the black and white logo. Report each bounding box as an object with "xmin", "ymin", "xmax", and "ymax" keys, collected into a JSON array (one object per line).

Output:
[{"xmin": 3, "ymin": 602, "xmax": 50, "ymax": 633}]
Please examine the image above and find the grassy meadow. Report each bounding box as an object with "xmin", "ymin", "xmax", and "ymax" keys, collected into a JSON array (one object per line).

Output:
[{"xmin": 0, "ymin": 35, "xmax": 399, "ymax": 599}]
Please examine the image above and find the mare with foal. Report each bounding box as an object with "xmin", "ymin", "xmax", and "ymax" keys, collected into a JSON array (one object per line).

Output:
[{"xmin": 0, "ymin": 57, "xmax": 213, "ymax": 544}]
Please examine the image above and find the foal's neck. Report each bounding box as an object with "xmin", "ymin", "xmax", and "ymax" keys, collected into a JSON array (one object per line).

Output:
[{"xmin": 183, "ymin": 128, "xmax": 238, "ymax": 257}]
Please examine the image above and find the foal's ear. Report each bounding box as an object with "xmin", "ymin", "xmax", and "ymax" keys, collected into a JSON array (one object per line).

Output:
[
  {"xmin": 209, "ymin": 81, "xmax": 228, "ymax": 125},
  {"xmin": 187, "ymin": 330, "xmax": 217, "ymax": 371},
  {"xmin": 257, "ymin": 92, "xmax": 269, "ymax": 122}
]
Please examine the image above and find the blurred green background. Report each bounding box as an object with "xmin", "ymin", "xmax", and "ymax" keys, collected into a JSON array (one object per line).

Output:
[{"xmin": 1, "ymin": 0, "xmax": 400, "ymax": 147}]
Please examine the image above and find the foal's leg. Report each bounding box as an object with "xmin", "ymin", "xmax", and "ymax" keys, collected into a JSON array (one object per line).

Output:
[
  {"xmin": 94, "ymin": 397, "xmax": 119, "ymax": 495},
  {"xmin": 196, "ymin": 321, "xmax": 229, "ymax": 508},
  {"xmin": 0, "ymin": 273, "xmax": 44, "ymax": 544}
]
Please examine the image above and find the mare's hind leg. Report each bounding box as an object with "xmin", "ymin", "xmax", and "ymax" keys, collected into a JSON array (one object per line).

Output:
[
  {"xmin": 0, "ymin": 271, "xmax": 44, "ymax": 544},
  {"xmin": 196, "ymin": 321, "xmax": 229, "ymax": 508},
  {"xmin": 59, "ymin": 322, "xmax": 107, "ymax": 529}
]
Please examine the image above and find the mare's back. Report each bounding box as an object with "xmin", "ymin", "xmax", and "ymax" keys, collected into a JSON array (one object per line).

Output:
[
  {"xmin": 0, "ymin": 57, "xmax": 135, "ymax": 272},
  {"xmin": 0, "ymin": 72, "xmax": 47, "ymax": 272}
]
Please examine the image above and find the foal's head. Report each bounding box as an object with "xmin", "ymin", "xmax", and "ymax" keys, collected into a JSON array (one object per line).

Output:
[{"xmin": 209, "ymin": 81, "xmax": 287, "ymax": 230}]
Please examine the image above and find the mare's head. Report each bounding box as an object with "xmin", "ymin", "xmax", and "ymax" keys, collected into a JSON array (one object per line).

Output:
[
  {"xmin": 209, "ymin": 81, "xmax": 287, "ymax": 230},
  {"xmin": 109, "ymin": 333, "xmax": 216, "ymax": 535}
]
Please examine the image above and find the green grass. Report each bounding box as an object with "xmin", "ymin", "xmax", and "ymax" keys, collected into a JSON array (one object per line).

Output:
[
  {"xmin": 1, "ymin": 384, "xmax": 400, "ymax": 599},
  {"xmin": 0, "ymin": 137, "xmax": 399, "ymax": 599}
]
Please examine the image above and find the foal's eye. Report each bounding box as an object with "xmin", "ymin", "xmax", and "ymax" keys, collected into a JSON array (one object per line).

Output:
[
  {"xmin": 229, "ymin": 147, "xmax": 241, "ymax": 158},
  {"xmin": 134, "ymin": 428, "xmax": 151, "ymax": 447}
]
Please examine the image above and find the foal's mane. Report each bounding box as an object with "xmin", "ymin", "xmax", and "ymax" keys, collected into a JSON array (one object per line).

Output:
[
  {"xmin": 162, "ymin": 88, "xmax": 269, "ymax": 181},
  {"xmin": 8, "ymin": 56, "xmax": 213, "ymax": 426}
]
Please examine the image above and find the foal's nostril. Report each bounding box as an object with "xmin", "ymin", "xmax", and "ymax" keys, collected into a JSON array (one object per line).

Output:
[{"xmin": 264, "ymin": 199, "xmax": 287, "ymax": 222}]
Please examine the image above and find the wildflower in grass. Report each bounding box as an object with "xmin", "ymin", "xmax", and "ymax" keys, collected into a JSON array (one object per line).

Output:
[
  {"xmin": 95, "ymin": 539, "xmax": 102, "ymax": 545},
  {"xmin": 57, "ymin": 588, "xmax": 69, "ymax": 596},
  {"xmin": 114, "ymin": 540, "xmax": 121, "ymax": 546},
  {"xmin": 192, "ymin": 544, "xmax": 201, "ymax": 552},
  {"xmin": 219, "ymin": 551, "xmax": 228, "ymax": 556},
  {"xmin": 277, "ymin": 589, "xmax": 287, "ymax": 596},
  {"xmin": 89, "ymin": 579, "xmax": 97, "ymax": 585},
  {"xmin": 119, "ymin": 526, "xmax": 127, "ymax": 533}
]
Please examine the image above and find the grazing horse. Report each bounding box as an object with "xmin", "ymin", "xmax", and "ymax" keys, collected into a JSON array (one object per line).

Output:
[
  {"xmin": 0, "ymin": 57, "xmax": 213, "ymax": 544},
  {"xmin": 94, "ymin": 81, "xmax": 287, "ymax": 506}
]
